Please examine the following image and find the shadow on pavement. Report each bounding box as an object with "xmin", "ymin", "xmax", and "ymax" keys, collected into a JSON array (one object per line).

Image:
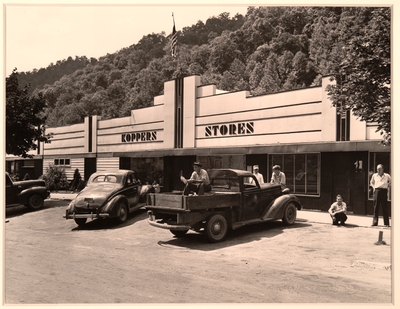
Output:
[
  {"xmin": 70, "ymin": 208, "xmax": 148, "ymax": 231},
  {"xmin": 156, "ymin": 221, "xmax": 312, "ymax": 251},
  {"xmin": 5, "ymin": 199, "xmax": 69, "ymax": 219}
]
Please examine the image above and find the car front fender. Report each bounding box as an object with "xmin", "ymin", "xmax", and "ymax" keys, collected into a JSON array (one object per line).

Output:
[{"xmin": 261, "ymin": 194, "xmax": 301, "ymax": 220}]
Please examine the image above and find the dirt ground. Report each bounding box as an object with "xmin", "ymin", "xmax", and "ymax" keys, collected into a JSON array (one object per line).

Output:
[{"xmin": 4, "ymin": 200, "xmax": 392, "ymax": 305}]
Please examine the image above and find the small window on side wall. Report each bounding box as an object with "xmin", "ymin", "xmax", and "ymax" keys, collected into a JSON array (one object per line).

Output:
[{"xmin": 54, "ymin": 158, "xmax": 71, "ymax": 166}]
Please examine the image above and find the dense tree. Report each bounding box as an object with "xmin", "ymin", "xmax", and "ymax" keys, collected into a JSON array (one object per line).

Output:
[
  {"xmin": 6, "ymin": 69, "xmax": 51, "ymax": 157},
  {"xmin": 326, "ymin": 7, "xmax": 391, "ymax": 145},
  {"xmin": 209, "ymin": 32, "xmax": 242, "ymax": 74}
]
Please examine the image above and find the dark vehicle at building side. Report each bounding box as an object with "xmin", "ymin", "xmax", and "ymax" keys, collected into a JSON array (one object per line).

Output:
[
  {"xmin": 64, "ymin": 169, "xmax": 145, "ymax": 226},
  {"xmin": 5, "ymin": 172, "xmax": 50, "ymax": 210},
  {"xmin": 146, "ymin": 169, "xmax": 302, "ymax": 242}
]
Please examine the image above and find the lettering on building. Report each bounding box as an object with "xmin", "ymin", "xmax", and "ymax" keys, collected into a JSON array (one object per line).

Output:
[
  {"xmin": 205, "ymin": 122, "xmax": 254, "ymax": 137},
  {"xmin": 122, "ymin": 131, "xmax": 157, "ymax": 143}
]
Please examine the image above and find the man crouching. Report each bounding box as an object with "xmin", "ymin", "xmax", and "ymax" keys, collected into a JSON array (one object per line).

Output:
[{"xmin": 328, "ymin": 194, "xmax": 348, "ymax": 226}]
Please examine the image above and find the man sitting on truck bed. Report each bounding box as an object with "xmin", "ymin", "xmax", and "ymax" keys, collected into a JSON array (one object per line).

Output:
[{"xmin": 180, "ymin": 162, "xmax": 212, "ymax": 195}]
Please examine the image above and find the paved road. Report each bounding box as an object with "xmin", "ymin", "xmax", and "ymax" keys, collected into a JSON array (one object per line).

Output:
[{"xmin": 4, "ymin": 199, "xmax": 392, "ymax": 304}]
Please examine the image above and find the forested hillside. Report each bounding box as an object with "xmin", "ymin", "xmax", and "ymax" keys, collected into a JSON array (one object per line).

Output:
[{"xmin": 14, "ymin": 6, "xmax": 390, "ymax": 131}]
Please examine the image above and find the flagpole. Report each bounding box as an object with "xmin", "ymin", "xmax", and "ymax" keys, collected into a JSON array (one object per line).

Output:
[{"xmin": 171, "ymin": 12, "xmax": 179, "ymax": 70}]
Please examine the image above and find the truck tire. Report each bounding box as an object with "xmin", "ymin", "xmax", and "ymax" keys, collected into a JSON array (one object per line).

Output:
[
  {"xmin": 27, "ymin": 194, "xmax": 44, "ymax": 210},
  {"xmin": 170, "ymin": 230, "xmax": 188, "ymax": 237},
  {"xmin": 74, "ymin": 218, "xmax": 87, "ymax": 226},
  {"xmin": 282, "ymin": 202, "xmax": 297, "ymax": 225},
  {"xmin": 117, "ymin": 202, "xmax": 128, "ymax": 223},
  {"xmin": 206, "ymin": 214, "xmax": 228, "ymax": 242}
]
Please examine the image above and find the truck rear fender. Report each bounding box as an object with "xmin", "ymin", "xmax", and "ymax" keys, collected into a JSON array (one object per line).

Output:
[
  {"xmin": 261, "ymin": 195, "xmax": 301, "ymax": 220},
  {"xmin": 205, "ymin": 210, "xmax": 232, "ymax": 228}
]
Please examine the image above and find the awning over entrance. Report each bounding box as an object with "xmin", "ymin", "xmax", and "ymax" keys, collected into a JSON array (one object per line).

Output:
[{"xmin": 113, "ymin": 140, "xmax": 389, "ymax": 158}]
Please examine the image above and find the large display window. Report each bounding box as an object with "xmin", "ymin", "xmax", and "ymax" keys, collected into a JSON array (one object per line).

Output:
[{"xmin": 268, "ymin": 153, "xmax": 320, "ymax": 196}]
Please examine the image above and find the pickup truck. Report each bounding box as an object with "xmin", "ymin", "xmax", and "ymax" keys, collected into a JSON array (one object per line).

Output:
[
  {"xmin": 5, "ymin": 172, "xmax": 50, "ymax": 210},
  {"xmin": 146, "ymin": 169, "xmax": 302, "ymax": 242}
]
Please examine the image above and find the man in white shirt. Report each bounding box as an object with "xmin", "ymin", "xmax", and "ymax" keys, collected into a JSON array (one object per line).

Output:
[
  {"xmin": 180, "ymin": 162, "xmax": 211, "ymax": 195},
  {"xmin": 370, "ymin": 164, "xmax": 391, "ymax": 227},
  {"xmin": 270, "ymin": 165, "xmax": 286, "ymax": 189},
  {"xmin": 328, "ymin": 195, "xmax": 347, "ymax": 226},
  {"xmin": 251, "ymin": 165, "xmax": 264, "ymax": 185}
]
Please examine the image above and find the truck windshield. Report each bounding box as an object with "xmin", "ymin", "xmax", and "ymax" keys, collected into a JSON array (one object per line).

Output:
[{"xmin": 212, "ymin": 177, "xmax": 239, "ymax": 191}]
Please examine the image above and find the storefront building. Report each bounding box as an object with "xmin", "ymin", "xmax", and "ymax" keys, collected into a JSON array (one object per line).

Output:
[{"xmin": 6, "ymin": 75, "xmax": 391, "ymax": 215}]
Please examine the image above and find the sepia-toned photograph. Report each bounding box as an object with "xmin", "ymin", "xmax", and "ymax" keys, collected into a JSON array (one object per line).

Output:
[{"xmin": 2, "ymin": 0, "xmax": 397, "ymax": 307}]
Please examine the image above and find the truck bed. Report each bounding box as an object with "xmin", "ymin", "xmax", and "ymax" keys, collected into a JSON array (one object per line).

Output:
[{"xmin": 146, "ymin": 191, "xmax": 241, "ymax": 211}]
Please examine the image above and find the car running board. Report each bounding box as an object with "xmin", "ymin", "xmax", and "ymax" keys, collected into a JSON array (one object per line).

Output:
[{"xmin": 232, "ymin": 217, "xmax": 276, "ymax": 230}]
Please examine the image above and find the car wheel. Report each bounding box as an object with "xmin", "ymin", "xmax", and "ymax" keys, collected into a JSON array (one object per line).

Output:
[
  {"xmin": 282, "ymin": 202, "xmax": 297, "ymax": 225},
  {"xmin": 27, "ymin": 194, "xmax": 44, "ymax": 210},
  {"xmin": 74, "ymin": 218, "xmax": 87, "ymax": 226},
  {"xmin": 170, "ymin": 230, "xmax": 188, "ymax": 237},
  {"xmin": 117, "ymin": 202, "xmax": 128, "ymax": 223},
  {"xmin": 206, "ymin": 214, "xmax": 228, "ymax": 243}
]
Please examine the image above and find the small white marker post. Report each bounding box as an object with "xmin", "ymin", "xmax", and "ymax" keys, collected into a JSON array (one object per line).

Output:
[{"xmin": 374, "ymin": 231, "xmax": 386, "ymax": 245}]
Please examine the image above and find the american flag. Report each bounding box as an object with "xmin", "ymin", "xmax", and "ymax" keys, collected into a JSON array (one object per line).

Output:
[{"xmin": 171, "ymin": 23, "xmax": 177, "ymax": 57}]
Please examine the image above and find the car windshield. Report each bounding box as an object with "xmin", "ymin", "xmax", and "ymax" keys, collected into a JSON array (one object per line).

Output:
[{"xmin": 90, "ymin": 174, "xmax": 123, "ymax": 184}]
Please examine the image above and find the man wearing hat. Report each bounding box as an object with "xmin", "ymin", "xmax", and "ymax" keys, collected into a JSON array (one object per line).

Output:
[
  {"xmin": 180, "ymin": 162, "xmax": 211, "ymax": 195},
  {"xmin": 270, "ymin": 165, "xmax": 286, "ymax": 189},
  {"xmin": 251, "ymin": 165, "xmax": 264, "ymax": 184}
]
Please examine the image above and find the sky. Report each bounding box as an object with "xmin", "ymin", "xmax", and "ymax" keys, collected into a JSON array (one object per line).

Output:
[{"xmin": 4, "ymin": 2, "xmax": 249, "ymax": 75}]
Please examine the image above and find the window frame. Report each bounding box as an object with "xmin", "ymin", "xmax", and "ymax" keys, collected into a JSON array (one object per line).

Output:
[
  {"xmin": 54, "ymin": 158, "xmax": 71, "ymax": 167},
  {"xmin": 268, "ymin": 153, "xmax": 321, "ymax": 197}
]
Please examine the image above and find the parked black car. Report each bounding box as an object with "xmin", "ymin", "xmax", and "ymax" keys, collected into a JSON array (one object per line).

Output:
[{"xmin": 6, "ymin": 172, "xmax": 50, "ymax": 210}]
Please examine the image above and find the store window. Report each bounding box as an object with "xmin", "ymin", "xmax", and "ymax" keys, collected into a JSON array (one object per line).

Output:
[
  {"xmin": 197, "ymin": 155, "xmax": 246, "ymax": 170},
  {"xmin": 22, "ymin": 160, "xmax": 35, "ymax": 168},
  {"xmin": 269, "ymin": 153, "xmax": 320, "ymax": 196},
  {"xmin": 130, "ymin": 157, "xmax": 164, "ymax": 185},
  {"xmin": 368, "ymin": 152, "xmax": 391, "ymax": 201},
  {"xmin": 54, "ymin": 158, "xmax": 71, "ymax": 166}
]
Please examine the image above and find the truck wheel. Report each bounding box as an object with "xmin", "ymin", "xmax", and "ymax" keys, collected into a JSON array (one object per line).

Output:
[
  {"xmin": 117, "ymin": 202, "xmax": 128, "ymax": 223},
  {"xmin": 74, "ymin": 218, "xmax": 87, "ymax": 226},
  {"xmin": 282, "ymin": 202, "xmax": 297, "ymax": 225},
  {"xmin": 206, "ymin": 214, "xmax": 228, "ymax": 242},
  {"xmin": 170, "ymin": 230, "xmax": 188, "ymax": 237},
  {"xmin": 27, "ymin": 194, "xmax": 44, "ymax": 210}
]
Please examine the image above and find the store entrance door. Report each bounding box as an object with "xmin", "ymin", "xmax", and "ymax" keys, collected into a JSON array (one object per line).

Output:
[
  {"xmin": 163, "ymin": 156, "xmax": 196, "ymax": 192},
  {"xmin": 246, "ymin": 154, "xmax": 267, "ymax": 182},
  {"xmin": 324, "ymin": 152, "xmax": 368, "ymax": 215},
  {"xmin": 84, "ymin": 158, "xmax": 97, "ymax": 181}
]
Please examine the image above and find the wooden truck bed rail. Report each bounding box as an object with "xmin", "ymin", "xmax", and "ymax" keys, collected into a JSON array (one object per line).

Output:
[{"xmin": 147, "ymin": 192, "xmax": 241, "ymax": 211}]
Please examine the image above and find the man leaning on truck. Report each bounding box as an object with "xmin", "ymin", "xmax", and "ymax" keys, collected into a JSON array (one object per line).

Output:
[{"xmin": 180, "ymin": 162, "xmax": 211, "ymax": 195}]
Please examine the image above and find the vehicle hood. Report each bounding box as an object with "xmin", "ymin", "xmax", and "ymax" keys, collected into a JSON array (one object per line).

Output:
[
  {"xmin": 260, "ymin": 183, "xmax": 282, "ymax": 193},
  {"xmin": 13, "ymin": 179, "xmax": 46, "ymax": 189},
  {"xmin": 73, "ymin": 183, "xmax": 121, "ymax": 207}
]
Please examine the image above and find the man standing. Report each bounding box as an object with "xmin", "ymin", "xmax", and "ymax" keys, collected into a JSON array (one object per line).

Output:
[
  {"xmin": 328, "ymin": 194, "xmax": 347, "ymax": 226},
  {"xmin": 370, "ymin": 164, "xmax": 391, "ymax": 227},
  {"xmin": 251, "ymin": 165, "xmax": 264, "ymax": 184},
  {"xmin": 270, "ymin": 165, "xmax": 286, "ymax": 189},
  {"xmin": 180, "ymin": 162, "xmax": 211, "ymax": 195}
]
